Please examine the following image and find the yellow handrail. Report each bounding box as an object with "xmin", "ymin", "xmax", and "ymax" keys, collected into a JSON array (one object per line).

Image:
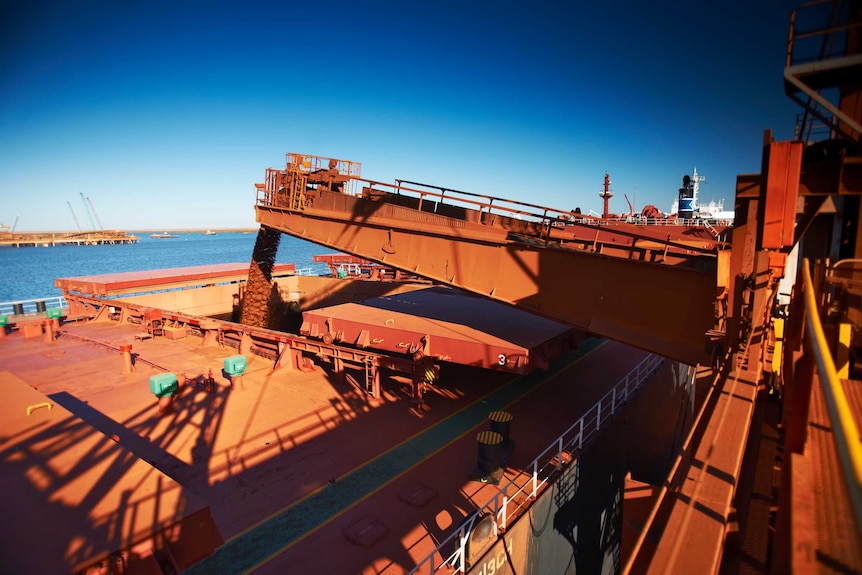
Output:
[
  {"xmin": 802, "ymin": 257, "xmax": 862, "ymax": 537},
  {"xmin": 26, "ymin": 402, "xmax": 52, "ymax": 416}
]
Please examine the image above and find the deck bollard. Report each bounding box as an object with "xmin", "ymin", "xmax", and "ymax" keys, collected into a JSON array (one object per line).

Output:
[
  {"xmin": 120, "ymin": 343, "xmax": 135, "ymax": 374},
  {"xmin": 223, "ymin": 355, "xmax": 248, "ymax": 391},
  {"xmin": 489, "ymin": 410, "xmax": 514, "ymax": 466},
  {"xmin": 489, "ymin": 410, "xmax": 513, "ymax": 449},
  {"xmin": 149, "ymin": 373, "xmax": 178, "ymax": 415},
  {"xmin": 12, "ymin": 303, "xmax": 24, "ymax": 316},
  {"xmin": 476, "ymin": 431, "xmax": 503, "ymax": 474},
  {"xmin": 0, "ymin": 315, "xmax": 7, "ymax": 338},
  {"xmin": 471, "ymin": 430, "xmax": 504, "ymax": 485}
]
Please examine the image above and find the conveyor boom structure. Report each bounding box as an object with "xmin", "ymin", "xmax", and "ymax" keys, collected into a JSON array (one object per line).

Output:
[{"xmin": 255, "ymin": 153, "xmax": 722, "ymax": 365}]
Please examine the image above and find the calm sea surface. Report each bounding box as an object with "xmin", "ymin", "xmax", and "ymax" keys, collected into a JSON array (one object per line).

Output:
[{"xmin": 0, "ymin": 232, "xmax": 338, "ymax": 303}]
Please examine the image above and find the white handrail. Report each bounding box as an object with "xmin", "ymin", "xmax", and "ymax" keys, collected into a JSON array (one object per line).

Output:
[
  {"xmin": 409, "ymin": 353, "xmax": 666, "ymax": 574},
  {"xmin": 0, "ymin": 296, "xmax": 68, "ymax": 317}
]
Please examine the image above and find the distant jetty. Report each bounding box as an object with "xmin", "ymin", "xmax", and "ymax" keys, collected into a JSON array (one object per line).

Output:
[{"xmin": 0, "ymin": 230, "xmax": 139, "ymax": 248}]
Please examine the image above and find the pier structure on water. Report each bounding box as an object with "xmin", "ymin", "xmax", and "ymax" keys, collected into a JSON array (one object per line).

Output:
[{"xmin": 0, "ymin": 230, "xmax": 139, "ymax": 247}]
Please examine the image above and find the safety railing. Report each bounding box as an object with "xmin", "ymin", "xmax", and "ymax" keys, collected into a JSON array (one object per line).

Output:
[
  {"xmin": 410, "ymin": 352, "xmax": 666, "ymax": 574},
  {"xmin": 803, "ymin": 257, "xmax": 862, "ymax": 538},
  {"xmin": 562, "ymin": 216, "xmax": 733, "ymax": 228},
  {"xmin": 258, "ymin": 172, "xmax": 572, "ymax": 231},
  {"xmin": 293, "ymin": 266, "xmax": 328, "ymax": 277},
  {"xmin": 285, "ymin": 152, "xmax": 363, "ymax": 196},
  {"xmin": 785, "ymin": 0, "xmax": 862, "ymax": 142},
  {"xmin": 823, "ymin": 258, "xmax": 862, "ymax": 333},
  {"xmin": 0, "ymin": 296, "xmax": 68, "ymax": 317},
  {"xmin": 786, "ymin": 0, "xmax": 860, "ymax": 67},
  {"xmin": 256, "ymin": 169, "xmax": 727, "ymax": 257}
]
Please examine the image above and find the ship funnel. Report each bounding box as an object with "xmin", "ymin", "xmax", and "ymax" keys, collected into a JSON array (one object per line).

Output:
[{"xmin": 678, "ymin": 174, "xmax": 694, "ymax": 219}]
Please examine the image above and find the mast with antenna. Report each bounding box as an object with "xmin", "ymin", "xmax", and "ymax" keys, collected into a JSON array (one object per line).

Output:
[{"xmin": 599, "ymin": 173, "xmax": 613, "ymax": 219}]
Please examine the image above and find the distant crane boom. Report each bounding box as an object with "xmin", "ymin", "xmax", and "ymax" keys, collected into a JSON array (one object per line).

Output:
[
  {"xmin": 11, "ymin": 212, "xmax": 20, "ymax": 233},
  {"xmin": 67, "ymin": 201, "xmax": 82, "ymax": 231},
  {"xmin": 87, "ymin": 196, "xmax": 103, "ymax": 230},
  {"xmin": 80, "ymin": 192, "xmax": 96, "ymax": 230}
]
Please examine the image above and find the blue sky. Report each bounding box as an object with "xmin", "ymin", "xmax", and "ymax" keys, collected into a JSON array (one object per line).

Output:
[{"xmin": 2, "ymin": 1, "xmax": 801, "ymax": 232}]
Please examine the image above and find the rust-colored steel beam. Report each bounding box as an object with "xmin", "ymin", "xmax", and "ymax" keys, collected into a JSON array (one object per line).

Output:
[
  {"xmin": 761, "ymin": 141, "xmax": 803, "ymax": 250},
  {"xmin": 256, "ymin": 197, "xmax": 717, "ymax": 365},
  {"xmin": 736, "ymin": 155, "xmax": 862, "ymax": 198}
]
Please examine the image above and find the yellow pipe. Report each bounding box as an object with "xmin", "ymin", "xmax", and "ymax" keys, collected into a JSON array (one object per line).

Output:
[
  {"xmin": 838, "ymin": 322, "xmax": 852, "ymax": 379},
  {"xmin": 772, "ymin": 317, "xmax": 784, "ymax": 377},
  {"xmin": 802, "ymin": 258, "xmax": 862, "ymax": 533},
  {"xmin": 26, "ymin": 402, "xmax": 53, "ymax": 416}
]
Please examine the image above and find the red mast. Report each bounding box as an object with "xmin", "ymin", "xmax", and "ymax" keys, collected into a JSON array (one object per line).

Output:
[{"xmin": 599, "ymin": 173, "xmax": 613, "ymax": 219}]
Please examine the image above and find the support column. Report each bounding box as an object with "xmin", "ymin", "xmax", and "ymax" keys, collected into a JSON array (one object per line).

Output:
[
  {"xmin": 272, "ymin": 342, "xmax": 296, "ymax": 373},
  {"xmin": 333, "ymin": 356, "xmax": 346, "ymax": 384},
  {"xmin": 42, "ymin": 319, "xmax": 55, "ymax": 343},
  {"xmin": 121, "ymin": 343, "xmax": 135, "ymax": 374},
  {"xmin": 411, "ymin": 374, "xmax": 423, "ymax": 405}
]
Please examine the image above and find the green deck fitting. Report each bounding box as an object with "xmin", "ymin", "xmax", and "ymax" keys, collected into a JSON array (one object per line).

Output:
[
  {"xmin": 149, "ymin": 373, "xmax": 178, "ymax": 398},
  {"xmin": 223, "ymin": 355, "xmax": 247, "ymax": 377}
]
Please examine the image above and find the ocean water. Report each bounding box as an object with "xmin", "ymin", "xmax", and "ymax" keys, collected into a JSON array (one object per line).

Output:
[{"xmin": 0, "ymin": 231, "xmax": 338, "ymax": 303}]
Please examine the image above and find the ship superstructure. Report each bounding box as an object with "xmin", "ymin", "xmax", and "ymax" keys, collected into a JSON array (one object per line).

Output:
[{"xmin": 670, "ymin": 167, "xmax": 735, "ymax": 221}]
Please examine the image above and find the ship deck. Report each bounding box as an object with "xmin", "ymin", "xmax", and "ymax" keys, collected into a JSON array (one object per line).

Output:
[{"xmin": 0, "ymin": 316, "xmax": 649, "ymax": 573}]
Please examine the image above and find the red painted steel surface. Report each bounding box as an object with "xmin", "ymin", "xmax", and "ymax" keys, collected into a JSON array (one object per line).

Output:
[
  {"xmin": 762, "ymin": 141, "xmax": 803, "ymax": 250},
  {"xmin": 257, "ymin": 202, "xmax": 716, "ymax": 366},
  {"xmin": 55, "ymin": 262, "xmax": 296, "ymax": 295},
  {"xmin": 0, "ymin": 372, "xmax": 221, "ymax": 573},
  {"xmin": 300, "ymin": 286, "xmax": 576, "ymax": 373},
  {"xmin": 0, "ymin": 306, "xmax": 655, "ymax": 574},
  {"xmin": 313, "ymin": 254, "xmax": 363, "ymax": 265}
]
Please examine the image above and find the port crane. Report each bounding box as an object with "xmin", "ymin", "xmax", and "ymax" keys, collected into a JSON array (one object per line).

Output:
[
  {"xmin": 1, "ymin": 214, "xmax": 19, "ymax": 233},
  {"xmin": 67, "ymin": 201, "xmax": 82, "ymax": 231},
  {"xmin": 87, "ymin": 195, "xmax": 103, "ymax": 230},
  {"xmin": 79, "ymin": 192, "xmax": 103, "ymax": 230}
]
